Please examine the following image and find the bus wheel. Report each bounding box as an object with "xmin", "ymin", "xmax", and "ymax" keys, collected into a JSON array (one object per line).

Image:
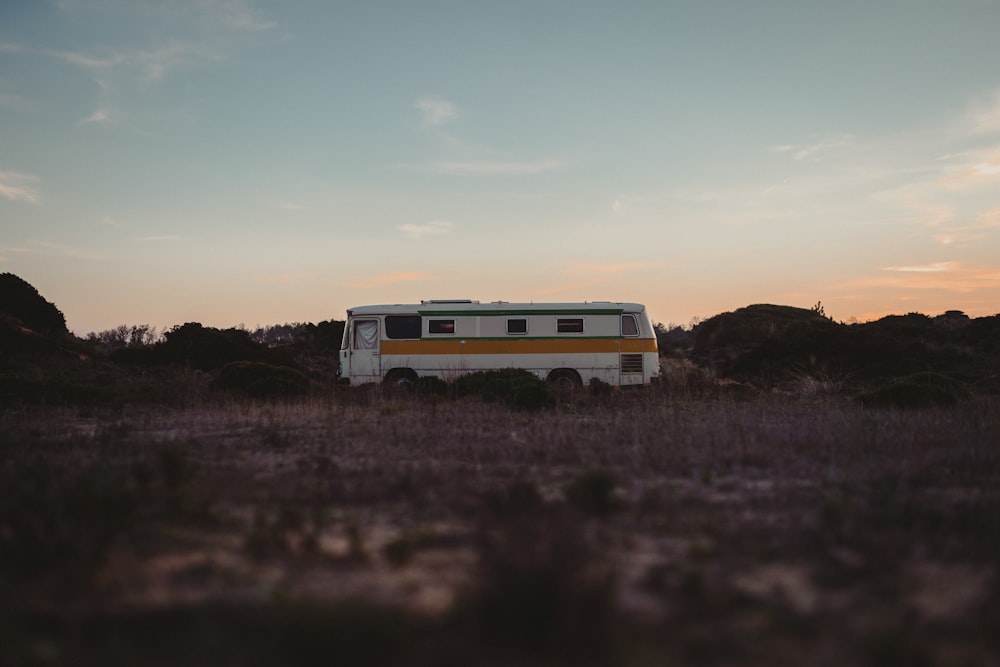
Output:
[
  {"xmin": 547, "ymin": 369, "xmax": 582, "ymax": 392},
  {"xmin": 384, "ymin": 369, "xmax": 417, "ymax": 391}
]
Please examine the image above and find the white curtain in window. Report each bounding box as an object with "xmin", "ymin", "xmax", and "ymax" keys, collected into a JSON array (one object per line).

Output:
[{"xmin": 355, "ymin": 320, "xmax": 378, "ymax": 349}]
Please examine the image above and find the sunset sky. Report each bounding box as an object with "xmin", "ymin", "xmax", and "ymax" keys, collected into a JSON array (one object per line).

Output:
[{"xmin": 2, "ymin": 0, "xmax": 999, "ymax": 335}]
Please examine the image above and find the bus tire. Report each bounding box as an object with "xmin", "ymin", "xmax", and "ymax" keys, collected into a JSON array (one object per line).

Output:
[
  {"xmin": 384, "ymin": 368, "xmax": 418, "ymax": 391},
  {"xmin": 547, "ymin": 369, "xmax": 582, "ymax": 392}
]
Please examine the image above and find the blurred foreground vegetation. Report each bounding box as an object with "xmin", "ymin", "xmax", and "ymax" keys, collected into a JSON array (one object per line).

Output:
[
  {"xmin": 2, "ymin": 273, "xmax": 999, "ymax": 665},
  {"xmin": 2, "ymin": 394, "xmax": 998, "ymax": 666}
]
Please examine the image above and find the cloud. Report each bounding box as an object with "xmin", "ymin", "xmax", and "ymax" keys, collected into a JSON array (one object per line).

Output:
[
  {"xmin": 342, "ymin": 271, "xmax": 436, "ymax": 289},
  {"xmin": 882, "ymin": 262, "xmax": 956, "ymax": 273},
  {"xmin": 77, "ymin": 108, "xmax": 115, "ymax": 125},
  {"xmin": 974, "ymin": 207, "xmax": 1000, "ymax": 228},
  {"xmin": 967, "ymin": 89, "xmax": 1000, "ymax": 135},
  {"xmin": 52, "ymin": 39, "xmax": 222, "ymax": 84},
  {"xmin": 50, "ymin": 49, "xmax": 123, "ymax": 70},
  {"xmin": 140, "ymin": 235, "xmax": 182, "ymax": 242},
  {"xmin": 936, "ymin": 151, "xmax": 1000, "ymax": 190},
  {"xmin": 416, "ymin": 96, "xmax": 458, "ymax": 126},
  {"xmin": 55, "ymin": 0, "xmax": 275, "ymax": 33},
  {"xmin": 23, "ymin": 240, "xmax": 104, "ymax": 261},
  {"xmin": 0, "ymin": 170, "xmax": 41, "ymax": 203},
  {"xmin": 846, "ymin": 262, "xmax": 1000, "ymax": 293},
  {"xmin": 0, "ymin": 82, "xmax": 31, "ymax": 111},
  {"xmin": 770, "ymin": 134, "xmax": 853, "ymax": 161},
  {"xmin": 613, "ymin": 195, "xmax": 655, "ymax": 214},
  {"xmin": 424, "ymin": 159, "xmax": 564, "ymax": 175},
  {"xmin": 397, "ymin": 220, "xmax": 453, "ymax": 240},
  {"xmin": 566, "ymin": 261, "xmax": 642, "ymax": 274},
  {"xmin": 200, "ymin": 0, "xmax": 276, "ymax": 32},
  {"xmin": 929, "ymin": 205, "xmax": 1000, "ymax": 246},
  {"xmin": 0, "ymin": 245, "xmax": 29, "ymax": 263},
  {"xmin": 45, "ymin": 1, "xmax": 274, "ymax": 129}
]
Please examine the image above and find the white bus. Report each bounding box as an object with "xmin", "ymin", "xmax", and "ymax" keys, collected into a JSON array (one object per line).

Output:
[{"xmin": 338, "ymin": 300, "xmax": 660, "ymax": 389}]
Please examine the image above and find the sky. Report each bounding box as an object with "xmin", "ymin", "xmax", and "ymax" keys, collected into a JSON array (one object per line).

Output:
[{"xmin": 2, "ymin": 0, "xmax": 999, "ymax": 335}]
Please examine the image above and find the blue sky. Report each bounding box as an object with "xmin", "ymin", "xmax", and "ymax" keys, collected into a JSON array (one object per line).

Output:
[{"xmin": 2, "ymin": 0, "xmax": 999, "ymax": 334}]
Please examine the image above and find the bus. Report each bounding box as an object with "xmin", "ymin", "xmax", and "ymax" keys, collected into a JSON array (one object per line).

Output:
[{"xmin": 338, "ymin": 300, "xmax": 660, "ymax": 389}]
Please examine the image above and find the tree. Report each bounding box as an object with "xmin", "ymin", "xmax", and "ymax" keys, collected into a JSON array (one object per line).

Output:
[
  {"xmin": 87, "ymin": 324, "xmax": 160, "ymax": 349},
  {"xmin": 0, "ymin": 273, "xmax": 68, "ymax": 334}
]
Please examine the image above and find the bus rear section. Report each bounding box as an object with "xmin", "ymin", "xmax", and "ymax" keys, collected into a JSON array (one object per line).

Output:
[{"xmin": 338, "ymin": 301, "xmax": 659, "ymax": 388}]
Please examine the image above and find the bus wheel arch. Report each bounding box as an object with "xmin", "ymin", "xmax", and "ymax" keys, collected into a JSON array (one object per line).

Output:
[
  {"xmin": 384, "ymin": 368, "xmax": 418, "ymax": 390},
  {"xmin": 547, "ymin": 368, "xmax": 582, "ymax": 391}
]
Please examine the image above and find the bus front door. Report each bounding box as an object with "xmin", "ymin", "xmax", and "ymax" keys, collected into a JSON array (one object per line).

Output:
[{"xmin": 350, "ymin": 319, "xmax": 381, "ymax": 383}]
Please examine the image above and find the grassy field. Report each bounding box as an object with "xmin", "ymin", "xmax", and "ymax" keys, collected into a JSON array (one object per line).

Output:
[{"xmin": 2, "ymin": 389, "xmax": 999, "ymax": 666}]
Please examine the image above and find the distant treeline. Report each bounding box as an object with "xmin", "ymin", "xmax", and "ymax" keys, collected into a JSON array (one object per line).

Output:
[
  {"xmin": 86, "ymin": 321, "xmax": 345, "ymax": 361},
  {"xmin": 2, "ymin": 272, "xmax": 998, "ymax": 407}
]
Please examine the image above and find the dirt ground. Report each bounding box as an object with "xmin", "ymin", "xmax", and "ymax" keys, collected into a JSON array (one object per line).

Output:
[{"xmin": 2, "ymin": 393, "xmax": 999, "ymax": 665}]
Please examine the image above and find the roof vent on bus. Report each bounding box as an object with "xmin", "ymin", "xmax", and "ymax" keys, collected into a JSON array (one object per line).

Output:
[{"xmin": 421, "ymin": 299, "xmax": 478, "ymax": 304}]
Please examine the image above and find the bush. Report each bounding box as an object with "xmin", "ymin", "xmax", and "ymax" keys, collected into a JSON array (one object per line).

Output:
[
  {"xmin": 692, "ymin": 304, "xmax": 833, "ymax": 358},
  {"xmin": 452, "ymin": 369, "xmax": 555, "ymax": 410},
  {"xmin": 151, "ymin": 323, "xmax": 274, "ymax": 371},
  {"xmin": 564, "ymin": 470, "xmax": 619, "ymax": 517},
  {"xmin": 458, "ymin": 500, "xmax": 615, "ymax": 659},
  {"xmin": 414, "ymin": 375, "xmax": 449, "ymax": 397},
  {"xmin": 216, "ymin": 361, "xmax": 310, "ymax": 398},
  {"xmin": 588, "ymin": 377, "xmax": 613, "ymax": 397},
  {"xmin": 857, "ymin": 372, "xmax": 971, "ymax": 409},
  {"xmin": 0, "ymin": 273, "xmax": 67, "ymax": 335}
]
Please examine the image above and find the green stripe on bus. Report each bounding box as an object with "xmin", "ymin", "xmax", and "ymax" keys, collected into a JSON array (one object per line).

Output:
[{"xmin": 417, "ymin": 308, "xmax": 625, "ymax": 317}]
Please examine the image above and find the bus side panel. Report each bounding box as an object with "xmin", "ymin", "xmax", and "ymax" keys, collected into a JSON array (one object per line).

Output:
[{"xmin": 379, "ymin": 349, "xmax": 620, "ymax": 384}]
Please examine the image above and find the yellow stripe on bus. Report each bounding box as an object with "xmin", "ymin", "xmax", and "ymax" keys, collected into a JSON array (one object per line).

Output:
[{"xmin": 381, "ymin": 338, "xmax": 657, "ymax": 356}]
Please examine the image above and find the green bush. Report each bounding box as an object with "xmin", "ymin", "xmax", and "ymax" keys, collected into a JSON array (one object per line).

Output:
[{"xmin": 217, "ymin": 361, "xmax": 310, "ymax": 398}]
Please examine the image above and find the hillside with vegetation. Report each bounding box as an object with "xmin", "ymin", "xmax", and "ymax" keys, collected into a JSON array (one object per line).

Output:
[
  {"xmin": 3, "ymin": 273, "xmax": 998, "ymax": 407},
  {"xmin": 2, "ymin": 273, "xmax": 998, "ymax": 666}
]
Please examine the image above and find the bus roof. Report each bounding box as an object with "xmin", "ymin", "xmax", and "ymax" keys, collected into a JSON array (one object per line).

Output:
[{"xmin": 345, "ymin": 301, "xmax": 647, "ymax": 316}]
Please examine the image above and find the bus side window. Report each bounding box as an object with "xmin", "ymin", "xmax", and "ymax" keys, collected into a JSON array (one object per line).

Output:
[
  {"xmin": 429, "ymin": 319, "xmax": 455, "ymax": 334},
  {"xmin": 557, "ymin": 318, "xmax": 584, "ymax": 333},
  {"xmin": 385, "ymin": 315, "xmax": 421, "ymax": 339},
  {"xmin": 622, "ymin": 314, "xmax": 639, "ymax": 337},
  {"xmin": 507, "ymin": 318, "xmax": 527, "ymax": 334}
]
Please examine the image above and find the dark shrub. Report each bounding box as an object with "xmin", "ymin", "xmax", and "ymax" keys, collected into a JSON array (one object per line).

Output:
[
  {"xmin": 151, "ymin": 323, "xmax": 274, "ymax": 371},
  {"xmin": 485, "ymin": 480, "xmax": 544, "ymax": 518},
  {"xmin": 453, "ymin": 369, "xmax": 554, "ymax": 410},
  {"xmin": 217, "ymin": 361, "xmax": 310, "ymax": 398},
  {"xmin": 655, "ymin": 322, "xmax": 693, "ymax": 357},
  {"xmin": 588, "ymin": 377, "xmax": 613, "ymax": 397},
  {"xmin": 857, "ymin": 372, "xmax": 971, "ymax": 409},
  {"xmin": 691, "ymin": 304, "xmax": 838, "ymax": 382},
  {"xmin": 459, "ymin": 503, "xmax": 615, "ymax": 660},
  {"xmin": 0, "ymin": 273, "xmax": 67, "ymax": 335},
  {"xmin": 304, "ymin": 319, "xmax": 346, "ymax": 350},
  {"xmin": 564, "ymin": 469, "xmax": 620, "ymax": 517},
  {"xmin": 414, "ymin": 375, "xmax": 448, "ymax": 397},
  {"xmin": 959, "ymin": 314, "xmax": 1000, "ymax": 357},
  {"xmin": 508, "ymin": 377, "xmax": 555, "ymax": 411},
  {"xmin": 0, "ymin": 463, "xmax": 137, "ymax": 579},
  {"xmin": 692, "ymin": 304, "xmax": 832, "ymax": 355}
]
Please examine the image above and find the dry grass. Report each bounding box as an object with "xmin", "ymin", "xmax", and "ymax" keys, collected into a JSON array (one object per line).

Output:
[{"xmin": 1, "ymin": 390, "xmax": 998, "ymax": 665}]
